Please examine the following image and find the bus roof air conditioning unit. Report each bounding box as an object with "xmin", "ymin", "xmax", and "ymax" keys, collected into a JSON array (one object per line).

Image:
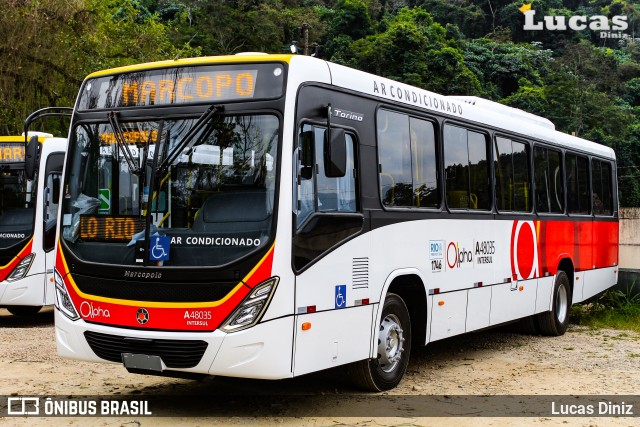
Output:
[{"xmin": 450, "ymin": 96, "xmax": 555, "ymax": 131}]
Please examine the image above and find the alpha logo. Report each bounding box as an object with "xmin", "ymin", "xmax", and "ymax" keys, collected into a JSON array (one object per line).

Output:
[
  {"xmin": 79, "ymin": 301, "xmax": 111, "ymax": 319},
  {"xmin": 520, "ymin": 3, "xmax": 628, "ymax": 37},
  {"xmin": 136, "ymin": 308, "xmax": 150, "ymax": 325},
  {"xmin": 446, "ymin": 241, "xmax": 473, "ymax": 269},
  {"xmin": 511, "ymin": 220, "xmax": 539, "ymax": 280}
]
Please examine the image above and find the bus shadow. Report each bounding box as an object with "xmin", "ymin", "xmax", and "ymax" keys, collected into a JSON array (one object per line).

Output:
[
  {"xmin": 0, "ymin": 306, "xmax": 54, "ymax": 328},
  {"xmin": 111, "ymin": 328, "xmax": 538, "ymax": 417}
]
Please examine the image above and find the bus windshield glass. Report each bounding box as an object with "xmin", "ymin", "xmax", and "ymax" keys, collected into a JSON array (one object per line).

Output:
[
  {"xmin": 62, "ymin": 114, "xmax": 279, "ymax": 267},
  {"xmin": 0, "ymin": 164, "xmax": 36, "ymax": 250}
]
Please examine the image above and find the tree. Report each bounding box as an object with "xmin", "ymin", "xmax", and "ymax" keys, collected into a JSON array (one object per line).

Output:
[
  {"xmin": 464, "ymin": 39, "xmax": 553, "ymax": 99},
  {"xmin": 0, "ymin": 0, "xmax": 195, "ymax": 134},
  {"xmin": 347, "ymin": 7, "xmax": 481, "ymax": 95}
]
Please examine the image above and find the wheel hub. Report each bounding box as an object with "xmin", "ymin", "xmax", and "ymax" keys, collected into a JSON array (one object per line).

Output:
[
  {"xmin": 377, "ymin": 314, "xmax": 405, "ymax": 372},
  {"xmin": 556, "ymin": 283, "xmax": 568, "ymax": 324}
]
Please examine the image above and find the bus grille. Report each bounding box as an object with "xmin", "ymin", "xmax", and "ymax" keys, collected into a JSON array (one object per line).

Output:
[
  {"xmin": 72, "ymin": 274, "xmax": 236, "ymax": 303},
  {"xmin": 84, "ymin": 331, "xmax": 208, "ymax": 369}
]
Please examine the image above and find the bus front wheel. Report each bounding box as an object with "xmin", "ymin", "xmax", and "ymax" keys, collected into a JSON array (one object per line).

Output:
[
  {"xmin": 349, "ymin": 293, "xmax": 411, "ymax": 391},
  {"xmin": 536, "ymin": 271, "xmax": 571, "ymax": 336}
]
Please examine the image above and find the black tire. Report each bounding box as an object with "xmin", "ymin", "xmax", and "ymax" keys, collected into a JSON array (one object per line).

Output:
[
  {"xmin": 7, "ymin": 305, "xmax": 42, "ymax": 316},
  {"xmin": 348, "ymin": 293, "xmax": 411, "ymax": 391},
  {"xmin": 515, "ymin": 315, "xmax": 539, "ymax": 335},
  {"xmin": 536, "ymin": 271, "xmax": 571, "ymax": 336}
]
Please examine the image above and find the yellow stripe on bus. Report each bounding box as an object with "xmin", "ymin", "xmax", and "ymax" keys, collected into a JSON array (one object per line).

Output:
[{"xmin": 86, "ymin": 54, "xmax": 294, "ymax": 79}]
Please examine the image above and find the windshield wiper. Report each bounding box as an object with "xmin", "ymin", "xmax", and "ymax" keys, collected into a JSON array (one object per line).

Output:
[
  {"xmin": 157, "ymin": 104, "xmax": 224, "ymax": 175},
  {"xmin": 108, "ymin": 111, "xmax": 141, "ymax": 176}
]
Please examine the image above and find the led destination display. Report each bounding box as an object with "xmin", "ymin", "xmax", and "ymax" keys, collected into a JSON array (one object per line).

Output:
[
  {"xmin": 0, "ymin": 144, "xmax": 25, "ymax": 163},
  {"xmin": 78, "ymin": 63, "xmax": 285, "ymax": 110}
]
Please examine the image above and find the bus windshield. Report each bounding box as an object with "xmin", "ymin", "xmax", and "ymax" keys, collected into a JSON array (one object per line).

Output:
[
  {"xmin": 62, "ymin": 114, "xmax": 279, "ymax": 267},
  {"xmin": 0, "ymin": 167, "xmax": 36, "ymax": 250}
]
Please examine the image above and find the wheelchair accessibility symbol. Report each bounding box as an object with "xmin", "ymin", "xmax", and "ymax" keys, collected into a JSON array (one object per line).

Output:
[
  {"xmin": 149, "ymin": 236, "xmax": 170, "ymax": 261},
  {"xmin": 335, "ymin": 285, "xmax": 346, "ymax": 309}
]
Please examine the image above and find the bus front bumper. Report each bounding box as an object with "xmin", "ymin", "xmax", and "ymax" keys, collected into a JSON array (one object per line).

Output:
[
  {"xmin": 55, "ymin": 309, "xmax": 295, "ymax": 380},
  {"xmin": 0, "ymin": 274, "xmax": 45, "ymax": 307}
]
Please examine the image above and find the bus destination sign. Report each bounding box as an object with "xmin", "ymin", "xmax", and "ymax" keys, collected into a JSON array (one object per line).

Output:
[
  {"xmin": 78, "ymin": 63, "xmax": 285, "ymax": 110},
  {"xmin": 79, "ymin": 215, "xmax": 145, "ymax": 242},
  {"xmin": 0, "ymin": 143, "xmax": 25, "ymax": 163}
]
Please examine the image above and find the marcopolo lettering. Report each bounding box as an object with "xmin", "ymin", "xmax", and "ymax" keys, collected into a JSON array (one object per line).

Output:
[{"xmin": 123, "ymin": 271, "xmax": 163, "ymax": 279}]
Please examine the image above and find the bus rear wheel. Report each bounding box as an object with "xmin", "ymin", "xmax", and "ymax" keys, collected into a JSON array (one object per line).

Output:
[
  {"xmin": 348, "ymin": 293, "xmax": 411, "ymax": 391},
  {"xmin": 7, "ymin": 306, "xmax": 42, "ymax": 316},
  {"xmin": 536, "ymin": 271, "xmax": 571, "ymax": 336}
]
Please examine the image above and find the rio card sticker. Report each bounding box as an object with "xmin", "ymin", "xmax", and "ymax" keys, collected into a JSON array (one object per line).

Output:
[{"xmin": 429, "ymin": 240, "xmax": 444, "ymax": 273}]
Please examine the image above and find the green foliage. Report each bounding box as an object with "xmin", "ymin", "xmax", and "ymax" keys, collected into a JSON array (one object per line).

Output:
[
  {"xmin": 0, "ymin": 0, "xmax": 193, "ymax": 135},
  {"xmin": 502, "ymin": 78, "xmax": 549, "ymax": 116},
  {"xmin": 3, "ymin": 0, "xmax": 640, "ymax": 206},
  {"xmin": 464, "ymin": 39, "xmax": 553, "ymax": 99},
  {"xmin": 326, "ymin": 0, "xmax": 373, "ymax": 40},
  {"xmin": 347, "ymin": 7, "xmax": 481, "ymax": 94},
  {"xmin": 572, "ymin": 282, "xmax": 640, "ymax": 332},
  {"xmin": 413, "ymin": 0, "xmax": 487, "ymax": 38}
]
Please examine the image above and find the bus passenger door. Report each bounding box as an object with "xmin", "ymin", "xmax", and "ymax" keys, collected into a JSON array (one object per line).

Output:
[
  {"xmin": 292, "ymin": 124, "xmax": 371, "ymax": 375},
  {"xmin": 42, "ymin": 152, "xmax": 64, "ymax": 305}
]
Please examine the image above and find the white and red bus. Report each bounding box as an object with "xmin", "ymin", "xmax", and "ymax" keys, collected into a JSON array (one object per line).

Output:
[
  {"xmin": 54, "ymin": 54, "xmax": 617, "ymax": 390},
  {"xmin": 0, "ymin": 127, "xmax": 67, "ymax": 316}
]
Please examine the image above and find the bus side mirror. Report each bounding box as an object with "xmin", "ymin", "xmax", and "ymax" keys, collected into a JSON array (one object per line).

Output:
[
  {"xmin": 324, "ymin": 128, "xmax": 346, "ymax": 178},
  {"xmin": 25, "ymin": 135, "xmax": 40, "ymax": 180}
]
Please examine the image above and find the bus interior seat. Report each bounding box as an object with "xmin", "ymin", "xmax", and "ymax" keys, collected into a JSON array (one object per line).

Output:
[{"xmin": 191, "ymin": 190, "xmax": 270, "ymax": 233}]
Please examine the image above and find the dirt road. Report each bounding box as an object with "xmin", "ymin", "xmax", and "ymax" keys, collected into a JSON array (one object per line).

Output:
[{"xmin": 0, "ymin": 307, "xmax": 638, "ymax": 426}]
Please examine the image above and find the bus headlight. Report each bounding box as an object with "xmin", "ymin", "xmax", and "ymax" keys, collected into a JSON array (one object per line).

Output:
[
  {"xmin": 7, "ymin": 254, "xmax": 35, "ymax": 281},
  {"xmin": 221, "ymin": 277, "xmax": 279, "ymax": 332},
  {"xmin": 54, "ymin": 269, "xmax": 79, "ymax": 321}
]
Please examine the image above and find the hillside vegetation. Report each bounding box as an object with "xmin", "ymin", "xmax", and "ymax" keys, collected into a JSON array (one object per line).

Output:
[{"xmin": 2, "ymin": 0, "xmax": 639, "ymax": 204}]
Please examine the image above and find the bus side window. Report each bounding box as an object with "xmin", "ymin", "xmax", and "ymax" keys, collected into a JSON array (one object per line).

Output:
[
  {"xmin": 567, "ymin": 153, "xmax": 589, "ymax": 214},
  {"xmin": 377, "ymin": 110, "xmax": 412, "ymax": 207},
  {"xmin": 295, "ymin": 124, "xmax": 357, "ymax": 229},
  {"xmin": 534, "ymin": 147, "xmax": 563, "ymax": 214},
  {"xmin": 495, "ymin": 137, "xmax": 530, "ymax": 212},
  {"xmin": 443, "ymin": 124, "xmax": 489, "ymax": 210},
  {"xmin": 592, "ymin": 159, "xmax": 613, "ymax": 216}
]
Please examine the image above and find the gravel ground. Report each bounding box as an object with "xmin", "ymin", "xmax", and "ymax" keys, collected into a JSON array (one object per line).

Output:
[{"xmin": 0, "ymin": 307, "xmax": 639, "ymax": 426}]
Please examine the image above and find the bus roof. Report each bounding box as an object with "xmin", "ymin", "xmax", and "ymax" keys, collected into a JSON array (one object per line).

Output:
[
  {"xmin": 85, "ymin": 54, "xmax": 295, "ymax": 79},
  {"xmin": 83, "ymin": 53, "xmax": 615, "ymax": 161},
  {"xmin": 0, "ymin": 134, "xmax": 52, "ymax": 144}
]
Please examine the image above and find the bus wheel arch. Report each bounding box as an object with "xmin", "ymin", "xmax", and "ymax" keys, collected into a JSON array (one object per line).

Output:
[
  {"xmin": 348, "ymin": 272, "xmax": 427, "ymax": 391},
  {"xmin": 386, "ymin": 274, "xmax": 428, "ymax": 347},
  {"xmin": 536, "ymin": 259, "xmax": 573, "ymax": 336},
  {"xmin": 556, "ymin": 257, "xmax": 575, "ymax": 297},
  {"xmin": 348, "ymin": 292, "xmax": 412, "ymax": 391}
]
